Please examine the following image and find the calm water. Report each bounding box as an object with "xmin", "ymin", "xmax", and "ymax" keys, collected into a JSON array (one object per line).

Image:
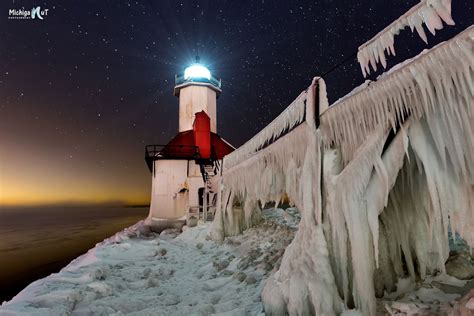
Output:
[{"xmin": 0, "ymin": 206, "xmax": 148, "ymax": 302}]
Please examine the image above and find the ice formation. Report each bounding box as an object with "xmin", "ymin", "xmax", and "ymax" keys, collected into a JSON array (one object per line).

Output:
[
  {"xmin": 357, "ymin": 0, "xmax": 455, "ymax": 76},
  {"xmin": 324, "ymin": 26, "xmax": 473, "ymax": 163},
  {"xmin": 211, "ymin": 77, "xmax": 321, "ymax": 236},
  {"xmin": 223, "ymin": 90, "xmax": 307, "ymax": 170},
  {"xmin": 211, "ymin": 78, "xmax": 345, "ymax": 314},
  {"xmin": 211, "ymin": 26, "xmax": 473, "ymax": 315}
]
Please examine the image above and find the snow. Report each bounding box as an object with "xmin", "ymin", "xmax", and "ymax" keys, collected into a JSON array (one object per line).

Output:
[
  {"xmin": 0, "ymin": 215, "xmax": 296, "ymax": 315},
  {"xmin": 357, "ymin": 0, "xmax": 455, "ymax": 76},
  {"xmin": 1, "ymin": 209, "xmax": 472, "ymax": 315},
  {"xmin": 261, "ymin": 207, "xmax": 300, "ymax": 229},
  {"xmin": 380, "ymin": 275, "xmax": 474, "ymax": 315}
]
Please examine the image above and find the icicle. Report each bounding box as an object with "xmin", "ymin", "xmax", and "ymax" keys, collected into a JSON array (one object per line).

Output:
[
  {"xmin": 321, "ymin": 26, "xmax": 473, "ymax": 163},
  {"xmin": 357, "ymin": 0, "xmax": 455, "ymax": 76},
  {"xmin": 317, "ymin": 77, "xmax": 329, "ymax": 115},
  {"xmin": 222, "ymin": 124, "xmax": 309, "ymax": 217},
  {"xmin": 224, "ymin": 90, "xmax": 307, "ymax": 170}
]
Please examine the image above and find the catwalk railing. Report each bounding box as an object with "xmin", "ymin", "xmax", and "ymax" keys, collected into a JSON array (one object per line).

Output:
[{"xmin": 144, "ymin": 144, "xmax": 199, "ymax": 172}]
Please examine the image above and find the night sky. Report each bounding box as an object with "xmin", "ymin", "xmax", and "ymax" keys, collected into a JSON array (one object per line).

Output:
[{"xmin": 0, "ymin": 1, "xmax": 472, "ymax": 206}]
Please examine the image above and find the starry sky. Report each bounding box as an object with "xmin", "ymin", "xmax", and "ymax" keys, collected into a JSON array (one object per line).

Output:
[{"xmin": 0, "ymin": 0, "xmax": 472, "ymax": 206}]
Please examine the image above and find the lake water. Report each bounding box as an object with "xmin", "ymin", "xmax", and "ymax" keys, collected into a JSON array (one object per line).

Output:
[{"xmin": 0, "ymin": 206, "xmax": 148, "ymax": 303}]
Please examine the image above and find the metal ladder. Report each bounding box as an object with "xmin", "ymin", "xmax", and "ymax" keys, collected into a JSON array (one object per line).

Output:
[{"xmin": 199, "ymin": 160, "xmax": 220, "ymax": 221}]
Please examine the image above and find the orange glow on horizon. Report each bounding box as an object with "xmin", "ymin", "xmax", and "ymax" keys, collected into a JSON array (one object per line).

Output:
[
  {"xmin": 0, "ymin": 185, "xmax": 150, "ymax": 207},
  {"xmin": 0, "ymin": 144, "xmax": 151, "ymax": 207}
]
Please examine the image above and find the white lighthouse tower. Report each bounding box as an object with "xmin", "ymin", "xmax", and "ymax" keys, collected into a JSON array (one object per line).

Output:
[
  {"xmin": 145, "ymin": 58, "xmax": 234, "ymax": 232},
  {"xmin": 174, "ymin": 57, "xmax": 221, "ymax": 133}
]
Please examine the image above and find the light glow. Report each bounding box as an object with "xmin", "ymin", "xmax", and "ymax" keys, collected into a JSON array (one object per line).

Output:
[{"xmin": 184, "ymin": 64, "xmax": 211, "ymax": 80}]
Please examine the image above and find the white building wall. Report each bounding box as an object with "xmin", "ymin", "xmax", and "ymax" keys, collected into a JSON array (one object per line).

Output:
[
  {"xmin": 188, "ymin": 160, "xmax": 202, "ymax": 177},
  {"xmin": 179, "ymin": 85, "xmax": 217, "ymax": 133},
  {"xmin": 150, "ymin": 160, "xmax": 188, "ymax": 220}
]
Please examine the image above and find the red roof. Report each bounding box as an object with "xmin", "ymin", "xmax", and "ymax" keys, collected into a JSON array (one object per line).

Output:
[{"xmin": 160, "ymin": 131, "xmax": 234, "ymax": 159}]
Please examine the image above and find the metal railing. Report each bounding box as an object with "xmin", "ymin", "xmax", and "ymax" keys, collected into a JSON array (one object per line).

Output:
[
  {"xmin": 145, "ymin": 144, "xmax": 200, "ymax": 172},
  {"xmin": 175, "ymin": 73, "xmax": 222, "ymax": 90},
  {"xmin": 145, "ymin": 144, "xmax": 199, "ymax": 159}
]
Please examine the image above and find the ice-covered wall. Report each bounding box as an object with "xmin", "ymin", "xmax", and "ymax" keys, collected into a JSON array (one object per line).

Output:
[{"xmin": 210, "ymin": 26, "xmax": 473, "ymax": 315}]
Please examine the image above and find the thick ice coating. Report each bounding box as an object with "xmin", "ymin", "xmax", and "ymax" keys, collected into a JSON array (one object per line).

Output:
[
  {"xmin": 357, "ymin": 0, "xmax": 455, "ymax": 77},
  {"xmin": 211, "ymin": 26, "xmax": 473, "ymax": 315}
]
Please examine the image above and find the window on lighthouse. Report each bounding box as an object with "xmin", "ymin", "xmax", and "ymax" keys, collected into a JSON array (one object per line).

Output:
[{"xmin": 184, "ymin": 65, "xmax": 211, "ymax": 80}]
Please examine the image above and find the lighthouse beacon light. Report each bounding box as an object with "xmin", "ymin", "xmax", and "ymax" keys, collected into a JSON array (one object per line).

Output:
[{"xmin": 184, "ymin": 64, "xmax": 211, "ymax": 80}]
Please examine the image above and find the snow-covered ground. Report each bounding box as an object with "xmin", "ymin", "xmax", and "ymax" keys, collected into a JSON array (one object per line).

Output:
[
  {"xmin": 378, "ymin": 275, "xmax": 474, "ymax": 315},
  {"xmin": 1, "ymin": 207, "xmax": 473, "ymax": 315},
  {"xmin": 0, "ymin": 209, "xmax": 296, "ymax": 315}
]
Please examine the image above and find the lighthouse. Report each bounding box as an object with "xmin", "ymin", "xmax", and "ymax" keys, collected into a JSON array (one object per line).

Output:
[{"xmin": 145, "ymin": 59, "xmax": 234, "ymax": 232}]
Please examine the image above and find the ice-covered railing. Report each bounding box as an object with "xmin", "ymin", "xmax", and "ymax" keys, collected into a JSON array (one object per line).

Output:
[
  {"xmin": 211, "ymin": 79, "xmax": 322, "ymax": 238},
  {"xmin": 322, "ymin": 25, "xmax": 473, "ymax": 164},
  {"xmin": 223, "ymin": 90, "xmax": 307, "ymax": 170},
  {"xmin": 223, "ymin": 124, "xmax": 309, "ymax": 206},
  {"xmin": 357, "ymin": 0, "xmax": 455, "ymax": 77}
]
